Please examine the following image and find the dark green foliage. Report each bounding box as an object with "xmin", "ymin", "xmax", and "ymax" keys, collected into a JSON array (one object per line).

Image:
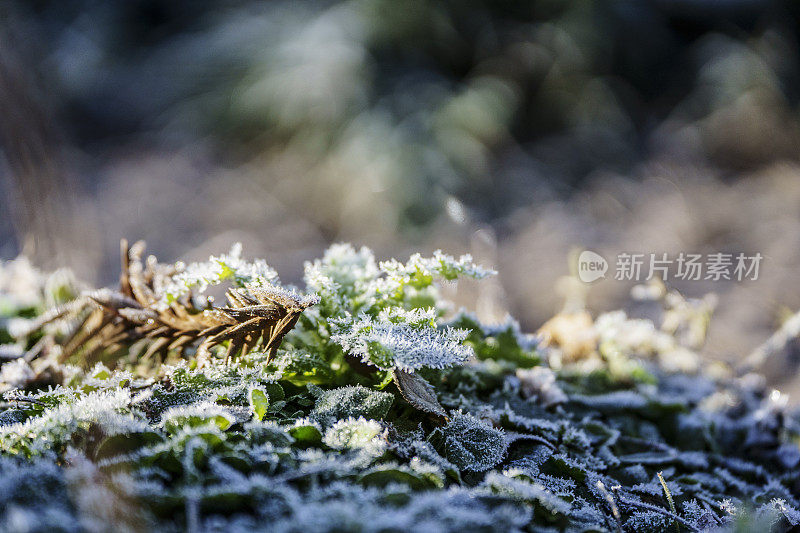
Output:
[
  {"xmin": 452, "ymin": 312, "xmax": 542, "ymax": 368},
  {"xmin": 429, "ymin": 412, "xmax": 506, "ymax": 472},
  {"xmin": 0, "ymin": 245, "xmax": 798, "ymax": 532},
  {"xmin": 309, "ymin": 385, "xmax": 393, "ymax": 427}
]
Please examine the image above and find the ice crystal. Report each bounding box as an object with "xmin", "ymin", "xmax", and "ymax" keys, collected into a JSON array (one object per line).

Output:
[
  {"xmin": 309, "ymin": 385, "xmax": 393, "ymax": 427},
  {"xmin": 322, "ymin": 417, "xmax": 386, "ymax": 453},
  {"xmin": 0, "ymin": 360, "xmax": 35, "ymax": 390},
  {"xmin": 161, "ymin": 402, "xmax": 236, "ymax": 432},
  {"xmin": 379, "ymin": 250, "xmax": 495, "ymax": 284},
  {"xmin": 483, "ymin": 470, "xmax": 571, "ymax": 515},
  {"xmin": 160, "ymin": 243, "xmax": 279, "ymax": 303},
  {"xmin": 0, "ymin": 243, "xmax": 799, "ymax": 532},
  {"xmin": 515, "ymin": 366, "xmax": 567, "ymax": 407},
  {"xmin": 429, "ymin": 412, "xmax": 506, "ymax": 472},
  {"xmin": 0, "ymin": 389, "xmax": 149, "ymax": 457},
  {"xmin": 331, "ymin": 313, "xmax": 472, "ymax": 371},
  {"xmin": 304, "ymin": 244, "xmax": 379, "ymax": 299}
]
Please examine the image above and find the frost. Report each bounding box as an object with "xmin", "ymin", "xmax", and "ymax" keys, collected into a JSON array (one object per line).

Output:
[
  {"xmin": 631, "ymin": 475, "xmax": 683, "ymax": 498},
  {"xmin": 81, "ymin": 363, "xmax": 134, "ymax": 391},
  {"xmin": 309, "ymin": 385, "xmax": 393, "ymax": 427},
  {"xmin": 377, "ymin": 306, "xmax": 438, "ymax": 326},
  {"xmin": 515, "ymin": 366, "xmax": 567, "ymax": 407},
  {"xmin": 304, "ymin": 243, "xmax": 379, "ymax": 297},
  {"xmin": 769, "ymin": 499, "xmax": 800, "ymax": 526},
  {"xmin": 0, "ymin": 389, "xmax": 149, "ymax": 456},
  {"xmin": 161, "ymin": 402, "xmax": 235, "ymax": 432},
  {"xmin": 429, "ymin": 412, "xmax": 506, "ymax": 472},
  {"xmin": 681, "ymin": 499, "xmax": 719, "ymax": 530},
  {"xmin": 331, "ymin": 313, "xmax": 472, "ymax": 371},
  {"xmin": 159, "ymin": 243, "xmax": 279, "ymax": 303},
  {"xmin": 720, "ymin": 499, "xmax": 738, "ymax": 515},
  {"xmin": 483, "ymin": 470, "xmax": 571, "ymax": 515},
  {"xmin": 0, "ymin": 360, "xmax": 34, "ymax": 389},
  {"xmin": 160, "ymin": 359, "xmax": 283, "ymax": 410},
  {"xmin": 624, "ymin": 510, "xmax": 673, "ymax": 532},
  {"xmin": 1, "ymin": 242, "xmax": 800, "ymax": 532},
  {"xmin": 243, "ymin": 420, "xmax": 294, "ymax": 447},
  {"xmin": 379, "ymin": 250, "xmax": 495, "ymax": 284},
  {"xmin": 323, "ymin": 417, "xmax": 386, "ymax": 453}
]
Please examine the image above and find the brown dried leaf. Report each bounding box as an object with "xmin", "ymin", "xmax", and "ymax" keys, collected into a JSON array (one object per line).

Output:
[{"xmin": 28, "ymin": 239, "xmax": 317, "ymax": 367}]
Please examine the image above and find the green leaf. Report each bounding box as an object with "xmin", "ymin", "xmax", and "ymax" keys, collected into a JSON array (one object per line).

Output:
[
  {"xmin": 162, "ymin": 404, "xmax": 235, "ymax": 433},
  {"xmin": 249, "ymin": 387, "xmax": 269, "ymax": 421},
  {"xmin": 94, "ymin": 432, "xmax": 162, "ymax": 460},
  {"xmin": 288, "ymin": 421, "xmax": 323, "ymax": 445},
  {"xmin": 359, "ymin": 465, "xmax": 443, "ymax": 490},
  {"xmin": 244, "ymin": 421, "xmax": 294, "ymax": 447}
]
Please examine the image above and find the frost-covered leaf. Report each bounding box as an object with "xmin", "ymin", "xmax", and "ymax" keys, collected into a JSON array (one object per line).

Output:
[
  {"xmin": 429, "ymin": 412, "xmax": 506, "ymax": 472},
  {"xmin": 452, "ymin": 312, "xmax": 541, "ymax": 368},
  {"xmin": 309, "ymin": 385, "xmax": 393, "ymax": 427},
  {"xmin": 160, "ymin": 243, "xmax": 279, "ymax": 304},
  {"xmin": 359, "ymin": 460, "xmax": 445, "ymax": 490},
  {"xmin": 323, "ymin": 417, "xmax": 386, "ymax": 453},
  {"xmin": 0, "ymin": 389, "xmax": 148, "ymax": 457},
  {"xmin": 161, "ymin": 403, "xmax": 235, "ymax": 432},
  {"xmin": 483, "ymin": 470, "xmax": 571, "ymax": 515},
  {"xmin": 243, "ymin": 420, "xmax": 294, "ymax": 447},
  {"xmin": 303, "ymin": 243, "xmax": 379, "ymax": 311},
  {"xmin": 380, "ymin": 250, "xmax": 495, "ymax": 285},
  {"xmin": 681, "ymin": 499, "xmax": 720, "ymax": 530},
  {"xmin": 624, "ymin": 510, "xmax": 674, "ymax": 532},
  {"xmin": 393, "ymin": 369, "xmax": 447, "ymax": 417},
  {"xmin": 331, "ymin": 313, "xmax": 472, "ymax": 371}
]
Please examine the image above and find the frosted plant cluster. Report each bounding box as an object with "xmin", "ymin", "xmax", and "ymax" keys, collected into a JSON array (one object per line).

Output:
[
  {"xmin": 330, "ymin": 312, "xmax": 472, "ymax": 371},
  {"xmin": 160, "ymin": 242, "xmax": 279, "ymax": 304},
  {"xmin": 0, "ymin": 244, "xmax": 798, "ymax": 532}
]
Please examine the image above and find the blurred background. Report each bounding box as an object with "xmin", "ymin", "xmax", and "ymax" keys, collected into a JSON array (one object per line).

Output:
[{"xmin": 2, "ymin": 1, "xmax": 800, "ymax": 389}]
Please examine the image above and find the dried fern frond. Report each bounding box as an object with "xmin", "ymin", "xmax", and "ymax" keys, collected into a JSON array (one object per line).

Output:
[{"xmin": 26, "ymin": 240, "xmax": 317, "ymax": 367}]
